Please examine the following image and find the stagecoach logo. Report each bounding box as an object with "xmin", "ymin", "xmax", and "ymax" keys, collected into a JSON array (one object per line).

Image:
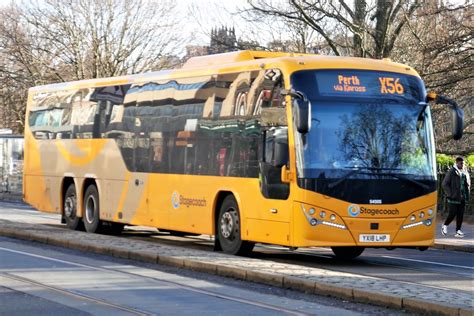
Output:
[
  {"xmin": 348, "ymin": 204, "xmax": 361, "ymax": 217},
  {"xmin": 171, "ymin": 191, "xmax": 207, "ymax": 209},
  {"xmin": 171, "ymin": 191, "xmax": 180, "ymax": 209},
  {"xmin": 348, "ymin": 204, "xmax": 400, "ymax": 217}
]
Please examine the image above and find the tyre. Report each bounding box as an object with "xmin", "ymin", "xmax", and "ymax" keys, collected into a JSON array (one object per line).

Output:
[
  {"xmin": 83, "ymin": 185, "xmax": 102, "ymax": 233},
  {"xmin": 63, "ymin": 184, "xmax": 84, "ymax": 231},
  {"xmin": 331, "ymin": 246, "xmax": 365, "ymax": 259},
  {"xmin": 217, "ymin": 196, "xmax": 254, "ymax": 255}
]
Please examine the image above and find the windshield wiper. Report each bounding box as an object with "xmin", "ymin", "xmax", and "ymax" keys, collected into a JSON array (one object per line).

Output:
[
  {"xmin": 327, "ymin": 168, "xmax": 363, "ymax": 189},
  {"xmin": 327, "ymin": 167, "xmax": 403, "ymax": 190},
  {"xmin": 380, "ymin": 173, "xmax": 431, "ymax": 190}
]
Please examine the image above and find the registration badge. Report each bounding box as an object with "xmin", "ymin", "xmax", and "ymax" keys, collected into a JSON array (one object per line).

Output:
[{"xmin": 359, "ymin": 234, "xmax": 390, "ymax": 243}]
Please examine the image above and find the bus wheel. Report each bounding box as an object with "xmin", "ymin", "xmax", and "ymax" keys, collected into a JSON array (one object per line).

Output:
[
  {"xmin": 331, "ymin": 246, "xmax": 365, "ymax": 259},
  {"xmin": 217, "ymin": 196, "xmax": 254, "ymax": 255},
  {"xmin": 63, "ymin": 184, "xmax": 84, "ymax": 231},
  {"xmin": 83, "ymin": 185, "xmax": 102, "ymax": 233}
]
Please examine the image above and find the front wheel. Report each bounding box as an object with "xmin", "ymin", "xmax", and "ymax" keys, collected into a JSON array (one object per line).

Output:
[
  {"xmin": 331, "ymin": 246, "xmax": 365, "ymax": 259},
  {"xmin": 217, "ymin": 196, "xmax": 254, "ymax": 255},
  {"xmin": 63, "ymin": 184, "xmax": 84, "ymax": 231}
]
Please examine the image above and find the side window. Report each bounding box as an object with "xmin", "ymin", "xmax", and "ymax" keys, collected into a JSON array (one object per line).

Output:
[
  {"xmin": 260, "ymin": 127, "xmax": 290, "ymax": 200},
  {"xmin": 29, "ymin": 85, "xmax": 130, "ymax": 140},
  {"xmin": 211, "ymin": 69, "xmax": 284, "ymax": 178},
  {"xmin": 90, "ymin": 85, "xmax": 130, "ymax": 139},
  {"xmin": 70, "ymin": 89, "xmax": 96, "ymax": 139},
  {"xmin": 115, "ymin": 77, "xmax": 214, "ymax": 173},
  {"xmin": 253, "ymin": 69, "xmax": 284, "ymax": 115},
  {"xmin": 29, "ymin": 91, "xmax": 73, "ymax": 139}
]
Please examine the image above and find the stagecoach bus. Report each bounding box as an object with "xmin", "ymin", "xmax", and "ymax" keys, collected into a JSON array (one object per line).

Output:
[{"xmin": 23, "ymin": 51, "xmax": 464, "ymax": 258}]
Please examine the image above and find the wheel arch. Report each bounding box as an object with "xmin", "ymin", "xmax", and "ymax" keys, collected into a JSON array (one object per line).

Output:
[
  {"xmin": 213, "ymin": 190, "xmax": 245, "ymax": 235},
  {"xmin": 61, "ymin": 177, "xmax": 75, "ymax": 216},
  {"xmin": 213, "ymin": 190, "xmax": 254, "ymax": 255},
  {"xmin": 213, "ymin": 191, "xmax": 233, "ymax": 236},
  {"xmin": 82, "ymin": 176, "xmax": 103, "ymax": 196}
]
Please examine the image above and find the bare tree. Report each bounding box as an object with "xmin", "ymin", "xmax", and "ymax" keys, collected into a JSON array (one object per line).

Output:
[
  {"xmin": 244, "ymin": 0, "xmax": 421, "ymax": 58},
  {"xmin": 21, "ymin": 0, "xmax": 185, "ymax": 79},
  {"xmin": 240, "ymin": 0, "xmax": 472, "ymax": 154},
  {"xmin": 392, "ymin": 2, "xmax": 473, "ymax": 155},
  {"xmin": 0, "ymin": 0, "xmax": 186, "ymax": 133}
]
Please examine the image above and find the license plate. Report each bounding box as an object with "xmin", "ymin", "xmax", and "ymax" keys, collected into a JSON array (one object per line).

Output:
[{"xmin": 359, "ymin": 234, "xmax": 390, "ymax": 243}]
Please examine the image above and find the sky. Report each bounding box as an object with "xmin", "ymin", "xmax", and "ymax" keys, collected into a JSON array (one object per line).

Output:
[
  {"xmin": 0, "ymin": 0, "xmax": 244, "ymax": 46},
  {"xmin": 0, "ymin": 0, "xmax": 468, "ymax": 48},
  {"xmin": 182, "ymin": 0, "xmax": 245, "ymax": 44}
]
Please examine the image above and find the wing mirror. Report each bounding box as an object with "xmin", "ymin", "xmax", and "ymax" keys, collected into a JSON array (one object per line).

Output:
[
  {"xmin": 281, "ymin": 89, "xmax": 311, "ymax": 134},
  {"xmin": 427, "ymin": 92, "xmax": 464, "ymax": 140}
]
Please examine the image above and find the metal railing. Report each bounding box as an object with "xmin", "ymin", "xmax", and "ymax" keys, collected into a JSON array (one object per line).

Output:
[{"xmin": 0, "ymin": 136, "xmax": 24, "ymax": 194}]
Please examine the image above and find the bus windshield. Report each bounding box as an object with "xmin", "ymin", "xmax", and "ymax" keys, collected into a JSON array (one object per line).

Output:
[{"xmin": 291, "ymin": 69, "xmax": 436, "ymax": 204}]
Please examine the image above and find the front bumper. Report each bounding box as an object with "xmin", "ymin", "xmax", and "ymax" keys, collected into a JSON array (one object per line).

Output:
[{"xmin": 293, "ymin": 202, "xmax": 436, "ymax": 247}]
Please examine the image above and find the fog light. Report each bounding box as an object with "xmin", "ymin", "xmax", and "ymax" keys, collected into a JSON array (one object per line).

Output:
[
  {"xmin": 423, "ymin": 219, "xmax": 432, "ymax": 226},
  {"xmin": 309, "ymin": 208, "xmax": 315, "ymax": 215},
  {"xmin": 419, "ymin": 211, "xmax": 425, "ymax": 219},
  {"xmin": 310, "ymin": 218, "xmax": 318, "ymax": 226},
  {"xmin": 330, "ymin": 214, "xmax": 336, "ymax": 221},
  {"xmin": 410, "ymin": 215, "xmax": 416, "ymax": 221},
  {"xmin": 427, "ymin": 209, "xmax": 433, "ymax": 216},
  {"xmin": 319, "ymin": 211, "xmax": 326, "ymax": 218}
]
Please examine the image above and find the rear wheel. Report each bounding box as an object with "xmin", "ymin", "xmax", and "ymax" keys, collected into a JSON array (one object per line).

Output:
[
  {"xmin": 83, "ymin": 185, "xmax": 102, "ymax": 233},
  {"xmin": 331, "ymin": 246, "xmax": 365, "ymax": 259},
  {"xmin": 63, "ymin": 184, "xmax": 84, "ymax": 231},
  {"xmin": 217, "ymin": 196, "xmax": 254, "ymax": 255}
]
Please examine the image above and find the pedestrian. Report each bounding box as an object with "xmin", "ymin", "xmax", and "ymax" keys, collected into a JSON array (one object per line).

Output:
[{"xmin": 441, "ymin": 157, "xmax": 471, "ymax": 238}]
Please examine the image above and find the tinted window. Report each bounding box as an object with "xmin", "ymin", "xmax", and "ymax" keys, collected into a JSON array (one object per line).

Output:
[
  {"xmin": 29, "ymin": 70, "xmax": 285, "ymax": 179},
  {"xmin": 29, "ymin": 86, "xmax": 129, "ymax": 139},
  {"xmin": 110, "ymin": 70, "xmax": 284, "ymax": 177}
]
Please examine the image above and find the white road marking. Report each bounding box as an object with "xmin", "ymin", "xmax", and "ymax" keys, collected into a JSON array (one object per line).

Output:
[
  {"xmin": 0, "ymin": 246, "xmax": 306, "ymax": 315},
  {"xmin": 381, "ymin": 255, "xmax": 473, "ymax": 270}
]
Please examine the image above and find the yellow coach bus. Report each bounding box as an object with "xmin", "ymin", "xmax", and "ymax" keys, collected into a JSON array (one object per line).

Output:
[{"xmin": 23, "ymin": 51, "xmax": 464, "ymax": 258}]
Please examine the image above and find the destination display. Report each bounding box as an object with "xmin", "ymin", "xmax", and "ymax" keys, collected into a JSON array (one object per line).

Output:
[{"xmin": 291, "ymin": 69, "xmax": 425, "ymax": 103}]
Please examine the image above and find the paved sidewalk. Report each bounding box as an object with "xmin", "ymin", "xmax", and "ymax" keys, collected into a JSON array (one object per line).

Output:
[
  {"xmin": 434, "ymin": 218, "xmax": 474, "ymax": 253},
  {"xmin": 0, "ymin": 218, "xmax": 472, "ymax": 316}
]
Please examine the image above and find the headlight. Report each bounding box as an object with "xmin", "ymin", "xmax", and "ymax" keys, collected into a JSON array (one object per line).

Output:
[
  {"xmin": 319, "ymin": 211, "xmax": 326, "ymax": 218},
  {"xmin": 309, "ymin": 208, "xmax": 315, "ymax": 215},
  {"xmin": 402, "ymin": 221, "xmax": 423, "ymax": 229},
  {"xmin": 410, "ymin": 215, "xmax": 416, "ymax": 221},
  {"xmin": 419, "ymin": 211, "xmax": 425, "ymax": 219},
  {"xmin": 321, "ymin": 221, "xmax": 346, "ymax": 229},
  {"xmin": 427, "ymin": 209, "xmax": 433, "ymax": 216},
  {"xmin": 330, "ymin": 214, "xmax": 336, "ymax": 221}
]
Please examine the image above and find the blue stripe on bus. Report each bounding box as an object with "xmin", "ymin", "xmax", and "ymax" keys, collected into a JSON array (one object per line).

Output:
[{"xmin": 127, "ymin": 81, "xmax": 209, "ymax": 94}]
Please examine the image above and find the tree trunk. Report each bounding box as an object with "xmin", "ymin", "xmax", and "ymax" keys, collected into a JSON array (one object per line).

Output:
[
  {"xmin": 353, "ymin": 0, "xmax": 367, "ymax": 57},
  {"xmin": 374, "ymin": 0, "xmax": 393, "ymax": 59}
]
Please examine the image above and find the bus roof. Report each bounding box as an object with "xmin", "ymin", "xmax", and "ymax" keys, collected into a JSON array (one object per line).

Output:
[{"xmin": 29, "ymin": 51, "xmax": 420, "ymax": 93}]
